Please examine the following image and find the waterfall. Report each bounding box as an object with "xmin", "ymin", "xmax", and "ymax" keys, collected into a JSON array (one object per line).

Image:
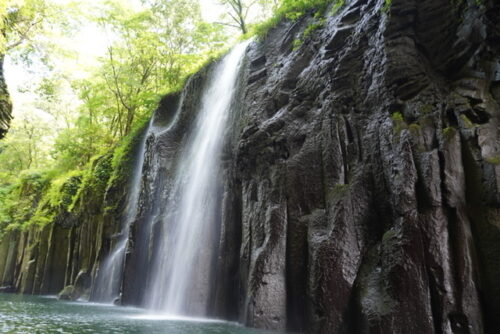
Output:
[
  {"xmin": 145, "ymin": 40, "xmax": 251, "ymax": 316},
  {"xmin": 92, "ymin": 120, "xmax": 151, "ymax": 303}
]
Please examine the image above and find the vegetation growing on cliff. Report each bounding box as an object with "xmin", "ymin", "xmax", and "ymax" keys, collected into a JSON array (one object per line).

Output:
[
  {"xmin": 0, "ymin": 0, "xmax": 343, "ymax": 238},
  {"xmin": 252, "ymin": 0, "xmax": 344, "ymax": 38},
  {"xmin": 0, "ymin": 0, "xmax": 227, "ymax": 235}
]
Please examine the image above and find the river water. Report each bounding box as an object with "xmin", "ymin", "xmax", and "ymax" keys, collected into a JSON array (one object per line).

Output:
[{"xmin": 0, "ymin": 293, "xmax": 275, "ymax": 334}]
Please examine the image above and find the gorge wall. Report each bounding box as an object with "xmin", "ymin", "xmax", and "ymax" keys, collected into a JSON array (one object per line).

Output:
[
  {"xmin": 1, "ymin": 0, "xmax": 500, "ymax": 333},
  {"xmin": 0, "ymin": 56, "xmax": 12, "ymax": 139}
]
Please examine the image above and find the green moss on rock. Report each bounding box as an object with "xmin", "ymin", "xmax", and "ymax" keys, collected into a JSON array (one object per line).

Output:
[
  {"xmin": 108, "ymin": 118, "xmax": 149, "ymax": 189},
  {"xmin": 442, "ymin": 126, "xmax": 457, "ymax": 141},
  {"xmin": 57, "ymin": 285, "xmax": 79, "ymax": 300},
  {"xmin": 391, "ymin": 112, "xmax": 408, "ymax": 135},
  {"xmin": 485, "ymin": 155, "xmax": 500, "ymax": 165},
  {"xmin": 420, "ymin": 104, "xmax": 433, "ymax": 114},
  {"xmin": 460, "ymin": 114, "xmax": 476, "ymax": 129}
]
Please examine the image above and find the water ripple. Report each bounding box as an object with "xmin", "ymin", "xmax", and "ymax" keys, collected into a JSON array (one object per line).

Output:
[{"xmin": 0, "ymin": 294, "xmax": 277, "ymax": 334}]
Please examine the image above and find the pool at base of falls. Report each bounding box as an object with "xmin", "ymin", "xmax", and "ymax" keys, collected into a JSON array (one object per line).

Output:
[{"xmin": 0, "ymin": 293, "xmax": 279, "ymax": 334}]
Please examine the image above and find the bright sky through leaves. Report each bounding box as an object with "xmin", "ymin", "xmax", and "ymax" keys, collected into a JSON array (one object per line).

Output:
[{"xmin": 4, "ymin": 0, "xmax": 224, "ymax": 119}]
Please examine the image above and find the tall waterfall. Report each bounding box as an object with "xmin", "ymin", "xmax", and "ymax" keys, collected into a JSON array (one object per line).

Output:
[
  {"xmin": 146, "ymin": 41, "xmax": 251, "ymax": 315},
  {"xmin": 92, "ymin": 121, "xmax": 151, "ymax": 303}
]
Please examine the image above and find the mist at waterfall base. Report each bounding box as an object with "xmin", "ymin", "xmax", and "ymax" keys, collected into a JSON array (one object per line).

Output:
[
  {"xmin": 91, "ymin": 40, "xmax": 251, "ymax": 319},
  {"xmin": 0, "ymin": 294, "xmax": 276, "ymax": 334}
]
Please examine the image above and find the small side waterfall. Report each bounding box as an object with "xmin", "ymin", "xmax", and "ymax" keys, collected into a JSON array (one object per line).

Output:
[
  {"xmin": 146, "ymin": 41, "xmax": 251, "ymax": 315},
  {"xmin": 92, "ymin": 121, "xmax": 151, "ymax": 303}
]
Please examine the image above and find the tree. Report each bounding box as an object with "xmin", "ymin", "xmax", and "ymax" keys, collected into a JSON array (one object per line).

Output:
[
  {"xmin": 2, "ymin": 0, "xmax": 47, "ymax": 51},
  {"xmin": 217, "ymin": 0, "xmax": 280, "ymax": 34},
  {"xmin": 0, "ymin": 112, "xmax": 51, "ymax": 174},
  {"xmin": 84, "ymin": 0, "xmax": 226, "ymax": 139},
  {"xmin": 0, "ymin": 0, "xmax": 71, "ymax": 139},
  {"xmin": 0, "ymin": 0, "xmax": 229, "ymax": 177},
  {"xmin": 0, "ymin": 0, "xmax": 233, "ymax": 238},
  {"xmin": 34, "ymin": 75, "xmax": 77, "ymax": 130},
  {"xmin": 0, "ymin": 0, "xmax": 68, "ymax": 59},
  {"xmin": 218, "ymin": 0, "xmax": 253, "ymax": 34}
]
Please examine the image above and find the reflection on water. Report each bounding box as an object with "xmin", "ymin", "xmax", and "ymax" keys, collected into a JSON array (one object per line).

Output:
[{"xmin": 0, "ymin": 294, "xmax": 274, "ymax": 334}]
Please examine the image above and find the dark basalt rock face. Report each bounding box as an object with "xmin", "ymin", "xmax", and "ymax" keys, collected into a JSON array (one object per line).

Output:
[
  {"xmin": 0, "ymin": 56, "xmax": 12, "ymax": 139},
  {"xmin": 124, "ymin": 0, "xmax": 499, "ymax": 332},
  {"xmin": 1, "ymin": 0, "xmax": 499, "ymax": 333}
]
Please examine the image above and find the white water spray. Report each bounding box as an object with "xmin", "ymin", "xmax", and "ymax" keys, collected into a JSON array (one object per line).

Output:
[
  {"xmin": 92, "ymin": 120, "xmax": 151, "ymax": 303},
  {"xmin": 146, "ymin": 40, "xmax": 251, "ymax": 315}
]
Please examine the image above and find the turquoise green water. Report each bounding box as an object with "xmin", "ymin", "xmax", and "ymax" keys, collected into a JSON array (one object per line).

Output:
[{"xmin": 0, "ymin": 293, "xmax": 274, "ymax": 334}]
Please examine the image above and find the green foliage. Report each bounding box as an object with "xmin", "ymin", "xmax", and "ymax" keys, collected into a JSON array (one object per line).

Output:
[
  {"xmin": 45, "ymin": 170, "xmax": 82, "ymax": 209},
  {"xmin": 391, "ymin": 112, "xmax": 404, "ymax": 122},
  {"xmin": 420, "ymin": 104, "xmax": 433, "ymax": 114},
  {"xmin": 0, "ymin": 113, "xmax": 149, "ymax": 236},
  {"xmin": 0, "ymin": 170, "xmax": 52, "ymax": 234},
  {"xmin": 486, "ymin": 155, "xmax": 500, "ymax": 165},
  {"xmin": 26, "ymin": 170, "xmax": 82, "ymax": 227},
  {"xmin": 0, "ymin": 113, "xmax": 53, "ymax": 174},
  {"xmin": 0, "ymin": 151, "xmax": 114, "ymax": 235},
  {"xmin": 460, "ymin": 114, "xmax": 476, "ymax": 129},
  {"xmin": 251, "ymin": 15, "xmax": 282, "ymax": 39},
  {"xmin": 251, "ymin": 0, "xmax": 343, "ymax": 39},
  {"xmin": 1, "ymin": 0, "xmax": 49, "ymax": 53},
  {"xmin": 51, "ymin": 117, "xmax": 114, "ymax": 171},
  {"xmin": 280, "ymin": 0, "xmax": 331, "ymax": 20},
  {"xmin": 292, "ymin": 37, "xmax": 303, "ymax": 50},
  {"xmin": 408, "ymin": 123, "xmax": 421, "ymax": 135},
  {"xmin": 292, "ymin": 18, "xmax": 326, "ymax": 49},
  {"xmin": 382, "ymin": 0, "xmax": 392, "ymax": 13},
  {"xmin": 1, "ymin": 0, "xmax": 74, "ymax": 66},
  {"xmin": 0, "ymin": 0, "xmax": 358, "ymax": 237},
  {"xmin": 109, "ymin": 117, "xmax": 149, "ymax": 188},
  {"xmin": 69, "ymin": 153, "xmax": 113, "ymax": 211},
  {"xmin": 0, "ymin": 0, "xmax": 229, "ymax": 182},
  {"xmin": 330, "ymin": 0, "xmax": 345, "ymax": 15},
  {"xmin": 391, "ymin": 112, "xmax": 407, "ymax": 135},
  {"xmin": 306, "ymin": 18, "xmax": 325, "ymax": 34},
  {"xmin": 442, "ymin": 126, "xmax": 457, "ymax": 141},
  {"xmin": 69, "ymin": 0, "xmax": 228, "ymax": 150},
  {"xmin": 218, "ymin": 0, "xmax": 250, "ymax": 34}
]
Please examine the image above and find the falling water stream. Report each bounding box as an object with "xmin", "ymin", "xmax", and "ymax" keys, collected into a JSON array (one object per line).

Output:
[
  {"xmin": 146, "ymin": 41, "xmax": 251, "ymax": 316},
  {"xmin": 92, "ymin": 120, "xmax": 152, "ymax": 303}
]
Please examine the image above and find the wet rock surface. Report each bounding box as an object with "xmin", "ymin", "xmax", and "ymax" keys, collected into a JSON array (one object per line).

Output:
[
  {"xmin": 212, "ymin": 0, "xmax": 498, "ymax": 332},
  {"xmin": 125, "ymin": 0, "xmax": 499, "ymax": 332},
  {"xmin": 0, "ymin": 145, "xmax": 139, "ymax": 301},
  {"xmin": 1, "ymin": 0, "xmax": 499, "ymax": 333}
]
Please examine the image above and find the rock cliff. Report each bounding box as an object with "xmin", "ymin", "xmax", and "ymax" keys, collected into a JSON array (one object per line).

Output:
[
  {"xmin": 0, "ymin": 56, "xmax": 12, "ymax": 138},
  {"xmin": 0, "ymin": 133, "xmax": 145, "ymax": 299},
  {"xmin": 126, "ymin": 0, "xmax": 499, "ymax": 332},
  {"xmin": 231, "ymin": 0, "xmax": 500, "ymax": 332},
  {"xmin": 1, "ymin": 0, "xmax": 499, "ymax": 333}
]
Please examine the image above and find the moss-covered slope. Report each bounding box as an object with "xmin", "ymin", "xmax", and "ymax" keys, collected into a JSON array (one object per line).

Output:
[{"xmin": 0, "ymin": 121, "xmax": 148, "ymax": 297}]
